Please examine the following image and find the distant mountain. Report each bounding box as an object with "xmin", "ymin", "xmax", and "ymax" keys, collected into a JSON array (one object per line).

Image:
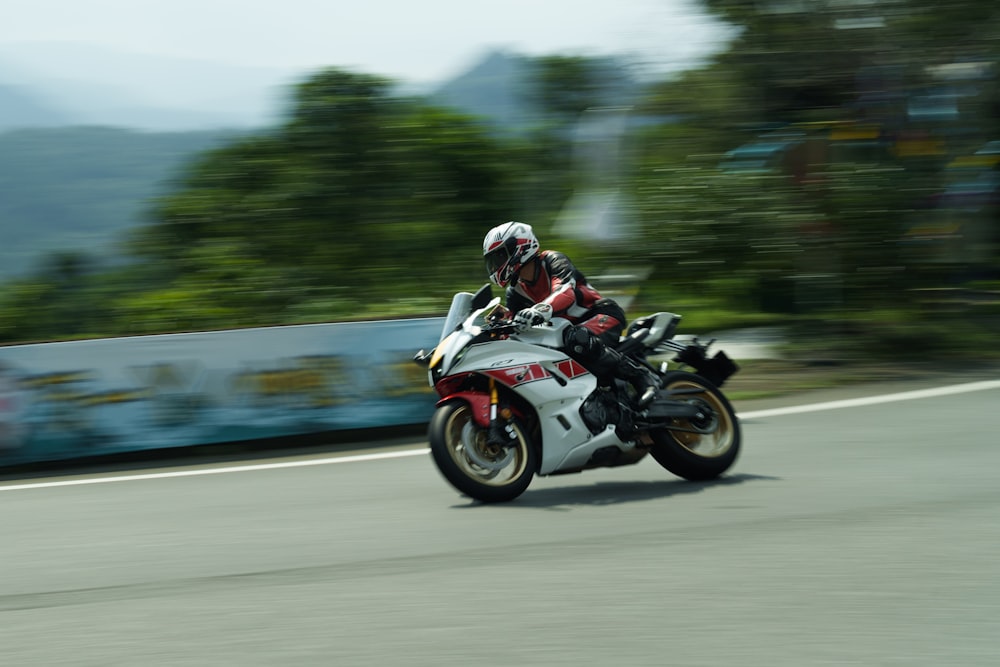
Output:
[
  {"xmin": 1, "ymin": 43, "xmax": 643, "ymax": 135},
  {"xmin": 0, "ymin": 126, "xmax": 241, "ymax": 279},
  {"xmin": 428, "ymin": 50, "xmax": 535, "ymax": 130},
  {"xmin": 0, "ymin": 43, "xmax": 300, "ymax": 132},
  {"xmin": 0, "ymin": 80, "xmax": 256, "ymax": 133},
  {"xmin": 427, "ymin": 50, "xmax": 644, "ymax": 134},
  {"xmin": 0, "ymin": 84, "xmax": 72, "ymax": 129}
]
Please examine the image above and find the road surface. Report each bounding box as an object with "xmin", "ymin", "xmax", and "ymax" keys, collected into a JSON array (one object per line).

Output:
[{"xmin": 1, "ymin": 374, "xmax": 998, "ymax": 666}]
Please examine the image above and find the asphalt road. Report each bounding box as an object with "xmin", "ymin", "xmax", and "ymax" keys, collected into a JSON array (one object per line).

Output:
[{"xmin": 1, "ymin": 376, "xmax": 998, "ymax": 666}]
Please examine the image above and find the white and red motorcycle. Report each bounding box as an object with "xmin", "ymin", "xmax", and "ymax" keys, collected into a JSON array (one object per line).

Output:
[{"xmin": 415, "ymin": 285, "xmax": 742, "ymax": 503}]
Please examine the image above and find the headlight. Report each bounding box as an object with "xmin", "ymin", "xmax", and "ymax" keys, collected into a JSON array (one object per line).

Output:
[{"xmin": 429, "ymin": 332, "xmax": 457, "ymax": 370}]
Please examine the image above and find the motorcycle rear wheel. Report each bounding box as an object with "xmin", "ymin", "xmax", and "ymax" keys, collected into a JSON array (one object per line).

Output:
[
  {"xmin": 429, "ymin": 400, "xmax": 537, "ymax": 503},
  {"xmin": 649, "ymin": 372, "xmax": 740, "ymax": 480}
]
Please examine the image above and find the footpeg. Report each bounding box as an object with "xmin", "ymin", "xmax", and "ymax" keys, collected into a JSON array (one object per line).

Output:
[{"xmin": 637, "ymin": 387, "xmax": 656, "ymax": 409}]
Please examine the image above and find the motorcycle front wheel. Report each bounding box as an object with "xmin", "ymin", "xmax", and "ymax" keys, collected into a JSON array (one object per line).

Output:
[
  {"xmin": 428, "ymin": 400, "xmax": 537, "ymax": 503},
  {"xmin": 649, "ymin": 371, "xmax": 741, "ymax": 480}
]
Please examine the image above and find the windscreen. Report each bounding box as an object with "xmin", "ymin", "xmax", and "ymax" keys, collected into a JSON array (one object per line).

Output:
[{"xmin": 439, "ymin": 292, "xmax": 474, "ymax": 342}]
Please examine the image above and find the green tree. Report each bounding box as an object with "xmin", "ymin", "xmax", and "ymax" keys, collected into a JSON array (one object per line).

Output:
[{"xmin": 129, "ymin": 68, "xmax": 518, "ymax": 327}]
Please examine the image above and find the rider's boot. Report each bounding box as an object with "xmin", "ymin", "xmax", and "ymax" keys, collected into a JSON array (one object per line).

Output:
[
  {"xmin": 624, "ymin": 358, "xmax": 659, "ymax": 409},
  {"xmin": 591, "ymin": 347, "xmax": 658, "ymax": 409}
]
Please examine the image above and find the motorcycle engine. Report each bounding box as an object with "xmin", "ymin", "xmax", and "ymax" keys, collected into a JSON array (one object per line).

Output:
[{"xmin": 580, "ymin": 388, "xmax": 622, "ymax": 435}]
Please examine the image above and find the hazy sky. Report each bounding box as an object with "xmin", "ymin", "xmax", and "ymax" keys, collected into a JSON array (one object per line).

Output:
[{"xmin": 2, "ymin": 0, "xmax": 732, "ymax": 84}]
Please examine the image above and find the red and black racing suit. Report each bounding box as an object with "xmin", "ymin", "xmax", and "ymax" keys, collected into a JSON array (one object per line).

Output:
[{"xmin": 506, "ymin": 250, "xmax": 626, "ymax": 350}]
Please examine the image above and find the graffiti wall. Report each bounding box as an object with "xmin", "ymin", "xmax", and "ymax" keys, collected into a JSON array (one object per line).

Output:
[{"xmin": 0, "ymin": 318, "xmax": 442, "ymax": 466}]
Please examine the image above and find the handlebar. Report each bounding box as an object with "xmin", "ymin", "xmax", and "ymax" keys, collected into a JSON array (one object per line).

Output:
[{"xmin": 482, "ymin": 320, "xmax": 519, "ymax": 336}]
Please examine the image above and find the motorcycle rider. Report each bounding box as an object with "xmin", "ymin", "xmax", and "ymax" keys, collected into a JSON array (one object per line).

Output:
[{"xmin": 482, "ymin": 221, "xmax": 656, "ymax": 406}]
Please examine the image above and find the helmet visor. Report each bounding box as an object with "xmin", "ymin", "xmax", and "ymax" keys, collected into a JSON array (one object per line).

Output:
[{"xmin": 484, "ymin": 239, "xmax": 515, "ymax": 277}]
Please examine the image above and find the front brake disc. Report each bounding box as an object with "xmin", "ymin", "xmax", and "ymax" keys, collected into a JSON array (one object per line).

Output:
[{"xmin": 460, "ymin": 421, "xmax": 515, "ymax": 472}]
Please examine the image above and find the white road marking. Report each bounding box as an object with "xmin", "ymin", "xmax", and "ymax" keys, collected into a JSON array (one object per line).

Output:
[
  {"xmin": 2, "ymin": 379, "xmax": 998, "ymax": 492},
  {"xmin": 0, "ymin": 448, "xmax": 430, "ymax": 492},
  {"xmin": 738, "ymin": 379, "xmax": 1000, "ymax": 420}
]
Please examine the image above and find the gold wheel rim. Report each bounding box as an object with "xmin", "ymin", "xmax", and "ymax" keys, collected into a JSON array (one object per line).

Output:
[
  {"xmin": 443, "ymin": 405, "xmax": 529, "ymax": 486},
  {"xmin": 666, "ymin": 380, "xmax": 735, "ymax": 457}
]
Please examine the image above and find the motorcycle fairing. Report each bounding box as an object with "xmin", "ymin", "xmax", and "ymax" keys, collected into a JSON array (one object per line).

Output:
[
  {"xmin": 438, "ymin": 335, "xmax": 619, "ymax": 474},
  {"xmin": 434, "ymin": 389, "xmax": 492, "ymax": 426},
  {"xmin": 553, "ymin": 358, "xmax": 590, "ymax": 380},
  {"xmin": 483, "ymin": 362, "xmax": 550, "ymax": 388},
  {"xmin": 480, "ymin": 358, "xmax": 591, "ymax": 389}
]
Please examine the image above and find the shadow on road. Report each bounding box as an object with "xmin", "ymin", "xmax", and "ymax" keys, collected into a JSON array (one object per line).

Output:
[{"xmin": 451, "ymin": 473, "xmax": 778, "ymax": 510}]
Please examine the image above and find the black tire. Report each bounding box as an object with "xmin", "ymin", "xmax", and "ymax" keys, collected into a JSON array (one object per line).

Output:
[
  {"xmin": 428, "ymin": 400, "xmax": 537, "ymax": 503},
  {"xmin": 649, "ymin": 371, "xmax": 741, "ymax": 480}
]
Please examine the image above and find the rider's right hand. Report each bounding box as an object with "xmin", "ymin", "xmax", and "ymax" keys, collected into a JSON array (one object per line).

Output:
[{"xmin": 513, "ymin": 303, "xmax": 553, "ymax": 332}]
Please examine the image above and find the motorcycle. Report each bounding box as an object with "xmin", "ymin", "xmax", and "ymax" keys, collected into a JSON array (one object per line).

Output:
[{"xmin": 414, "ymin": 284, "xmax": 742, "ymax": 503}]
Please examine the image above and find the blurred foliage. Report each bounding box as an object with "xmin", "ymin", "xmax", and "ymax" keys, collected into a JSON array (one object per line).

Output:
[
  {"xmin": 627, "ymin": 0, "xmax": 1000, "ymax": 349},
  {"xmin": 2, "ymin": 1, "xmax": 999, "ymax": 354}
]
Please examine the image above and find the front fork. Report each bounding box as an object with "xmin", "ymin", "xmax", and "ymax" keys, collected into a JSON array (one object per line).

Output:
[{"xmin": 486, "ymin": 378, "xmax": 519, "ymax": 447}]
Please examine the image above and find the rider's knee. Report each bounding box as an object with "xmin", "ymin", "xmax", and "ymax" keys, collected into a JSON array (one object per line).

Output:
[{"xmin": 563, "ymin": 325, "xmax": 603, "ymax": 360}]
